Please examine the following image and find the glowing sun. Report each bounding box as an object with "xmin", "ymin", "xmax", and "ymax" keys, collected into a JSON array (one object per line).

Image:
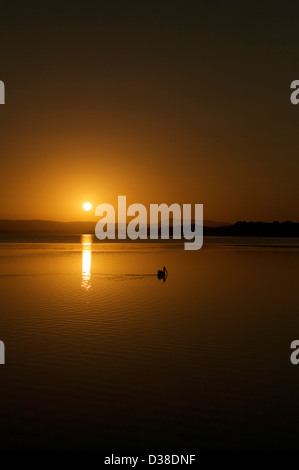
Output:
[{"xmin": 83, "ymin": 202, "xmax": 92, "ymax": 211}]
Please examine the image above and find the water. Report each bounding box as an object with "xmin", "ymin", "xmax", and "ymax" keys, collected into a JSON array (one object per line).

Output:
[{"xmin": 0, "ymin": 236, "xmax": 299, "ymax": 449}]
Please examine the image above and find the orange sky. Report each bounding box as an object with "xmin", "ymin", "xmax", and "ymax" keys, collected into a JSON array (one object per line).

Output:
[{"xmin": 0, "ymin": 3, "xmax": 298, "ymax": 223}]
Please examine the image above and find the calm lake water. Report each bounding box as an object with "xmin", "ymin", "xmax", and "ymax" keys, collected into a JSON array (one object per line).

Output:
[{"xmin": 0, "ymin": 236, "xmax": 299, "ymax": 449}]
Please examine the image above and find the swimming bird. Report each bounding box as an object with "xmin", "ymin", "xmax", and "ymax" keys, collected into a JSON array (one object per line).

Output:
[{"xmin": 157, "ymin": 266, "xmax": 168, "ymax": 280}]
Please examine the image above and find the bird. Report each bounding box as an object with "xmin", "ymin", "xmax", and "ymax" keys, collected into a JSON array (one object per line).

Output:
[{"xmin": 157, "ymin": 266, "xmax": 168, "ymax": 280}]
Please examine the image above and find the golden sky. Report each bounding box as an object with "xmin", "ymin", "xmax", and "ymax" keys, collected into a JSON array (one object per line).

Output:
[{"xmin": 0, "ymin": 3, "xmax": 298, "ymax": 223}]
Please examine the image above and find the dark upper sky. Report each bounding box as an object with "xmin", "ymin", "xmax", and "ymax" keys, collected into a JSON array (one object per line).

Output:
[{"xmin": 0, "ymin": 1, "xmax": 299, "ymax": 222}]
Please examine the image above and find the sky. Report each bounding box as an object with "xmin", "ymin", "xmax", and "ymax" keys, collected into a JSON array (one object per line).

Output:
[{"xmin": 0, "ymin": 1, "xmax": 299, "ymax": 222}]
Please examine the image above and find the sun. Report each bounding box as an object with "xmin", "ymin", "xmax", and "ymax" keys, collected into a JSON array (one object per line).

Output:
[{"xmin": 83, "ymin": 202, "xmax": 92, "ymax": 211}]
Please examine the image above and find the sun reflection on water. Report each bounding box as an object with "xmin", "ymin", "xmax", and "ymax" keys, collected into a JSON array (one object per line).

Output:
[{"xmin": 81, "ymin": 234, "xmax": 92, "ymax": 290}]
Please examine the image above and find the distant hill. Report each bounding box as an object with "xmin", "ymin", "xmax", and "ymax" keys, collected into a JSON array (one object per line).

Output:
[
  {"xmin": 0, "ymin": 219, "xmax": 229, "ymax": 233},
  {"xmin": 0, "ymin": 220, "xmax": 96, "ymax": 233},
  {"xmin": 0, "ymin": 220, "xmax": 298, "ymax": 237},
  {"xmin": 203, "ymin": 221, "xmax": 299, "ymax": 237}
]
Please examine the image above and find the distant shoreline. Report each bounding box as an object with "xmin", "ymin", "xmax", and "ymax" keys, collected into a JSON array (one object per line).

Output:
[
  {"xmin": 0, "ymin": 234, "xmax": 299, "ymax": 249},
  {"xmin": 0, "ymin": 220, "xmax": 299, "ymax": 238}
]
